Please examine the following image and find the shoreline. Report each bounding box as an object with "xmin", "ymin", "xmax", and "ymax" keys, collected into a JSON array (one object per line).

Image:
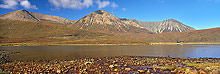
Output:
[
  {"xmin": 1, "ymin": 49, "xmax": 219, "ymax": 73},
  {"xmin": 0, "ymin": 42, "xmax": 220, "ymax": 46}
]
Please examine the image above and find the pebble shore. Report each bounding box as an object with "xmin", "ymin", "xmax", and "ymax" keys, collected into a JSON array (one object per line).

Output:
[
  {"xmin": 0, "ymin": 49, "xmax": 20, "ymax": 64},
  {"xmin": 0, "ymin": 55, "xmax": 219, "ymax": 74}
]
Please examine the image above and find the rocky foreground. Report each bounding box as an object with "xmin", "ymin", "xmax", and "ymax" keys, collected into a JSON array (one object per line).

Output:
[
  {"xmin": 0, "ymin": 55, "xmax": 219, "ymax": 74},
  {"xmin": 0, "ymin": 49, "xmax": 20, "ymax": 64}
]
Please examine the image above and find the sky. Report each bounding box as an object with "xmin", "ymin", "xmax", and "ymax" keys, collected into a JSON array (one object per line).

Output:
[{"xmin": 0, "ymin": 0, "xmax": 220, "ymax": 30}]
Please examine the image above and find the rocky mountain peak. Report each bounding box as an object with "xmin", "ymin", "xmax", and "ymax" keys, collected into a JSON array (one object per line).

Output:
[
  {"xmin": 130, "ymin": 19, "xmax": 195, "ymax": 33},
  {"xmin": 163, "ymin": 19, "xmax": 182, "ymax": 24},
  {"xmin": 72, "ymin": 10, "xmax": 152, "ymax": 34},
  {"xmin": 0, "ymin": 9, "xmax": 73, "ymax": 24},
  {"xmin": 83, "ymin": 10, "xmax": 119, "ymax": 20},
  {"xmin": 165, "ymin": 19, "xmax": 176, "ymax": 21},
  {"xmin": 93, "ymin": 10, "xmax": 108, "ymax": 14},
  {"xmin": 18, "ymin": 9, "xmax": 27, "ymax": 12},
  {"xmin": 0, "ymin": 9, "xmax": 40, "ymax": 22}
]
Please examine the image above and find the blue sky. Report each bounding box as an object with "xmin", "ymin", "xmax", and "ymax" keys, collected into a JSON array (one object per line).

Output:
[{"xmin": 0, "ymin": 0, "xmax": 220, "ymax": 29}]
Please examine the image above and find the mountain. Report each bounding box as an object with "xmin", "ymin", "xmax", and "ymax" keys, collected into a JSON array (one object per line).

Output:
[
  {"xmin": 0, "ymin": 9, "xmax": 40, "ymax": 22},
  {"xmin": 136, "ymin": 27, "xmax": 220, "ymax": 42},
  {"xmin": 0, "ymin": 9, "xmax": 194, "ymax": 34},
  {"xmin": 130, "ymin": 19, "xmax": 195, "ymax": 33},
  {"xmin": 0, "ymin": 19, "xmax": 150, "ymax": 44},
  {"xmin": 1, "ymin": 9, "xmax": 219, "ymax": 44},
  {"xmin": 0, "ymin": 9, "xmax": 73, "ymax": 24},
  {"xmin": 30, "ymin": 12, "xmax": 73, "ymax": 25},
  {"xmin": 0, "ymin": 19, "xmax": 103, "ymax": 38},
  {"xmin": 71, "ymin": 10, "xmax": 152, "ymax": 34}
]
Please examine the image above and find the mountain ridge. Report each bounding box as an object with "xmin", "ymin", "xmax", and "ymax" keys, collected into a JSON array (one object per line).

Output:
[
  {"xmin": 142, "ymin": 27, "xmax": 220, "ymax": 42},
  {"xmin": 1, "ymin": 9, "xmax": 219, "ymax": 44},
  {"xmin": 0, "ymin": 9, "xmax": 196, "ymax": 34},
  {"xmin": 0, "ymin": 9, "xmax": 74, "ymax": 25},
  {"xmin": 130, "ymin": 19, "xmax": 196, "ymax": 33},
  {"xmin": 71, "ymin": 10, "xmax": 152, "ymax": 34},
  {"xmin": 0, "ymin": 9, "xmax": 40, "ymax": 22}
]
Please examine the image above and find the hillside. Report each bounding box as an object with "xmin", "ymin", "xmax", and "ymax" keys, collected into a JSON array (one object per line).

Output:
[
  {"xmin": 130, "ymin": 19, "xmax": 195, "ymax": 33},
  {"xmin": 0, "ymin": 19, "xmax": 103, "ymax": 38},
  {"xmin": 0, "ymin": 9, "xmax": 73, "ymax": 25},
  {"xmin": 140, "ymin": 27, "xmax": 220, "ymax": 42},
  {"xmin": 30, "ymin": 12, "xmax": 74, "ymax": 24},
  {"xmin": 0, "ymin": 19, "xmax": 150, "ymax": 45},
  {"xmin": 72, "ymin": 10, "xmax": 152, "ymax": 34},
  {"xmin": 0, "ymin": 9, "xmax": 40, "ymax": 22}
]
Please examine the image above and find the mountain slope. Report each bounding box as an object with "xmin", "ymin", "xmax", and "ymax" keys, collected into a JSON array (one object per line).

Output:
[
  {"xmin": 139, "ymin": 27, "xmax": 220, "ymax": 42},
  {"xmin": 0, "ymin": 19, "xmax": 151, "ymax": 44},
  {"xmin": 0, "ymin": 9, "xmax": 73, "ymax": 25},
  {"xmin": 72, "ymin": 10, "xmax": 152, "ymax": 34},
  {"xmin": 30, "ymin": 12, "xmax": 74, "ymax": 24},
  {"xmin": 0, "ymin": 19, "xmax": 104, "ymax": 38},
  {"xmin": 0, "ymin": 9, "xmax": 40, "ymax": 22},
  {"xmin": 130, "ymin": 19, "xmax": 195, "ymax": 33}
]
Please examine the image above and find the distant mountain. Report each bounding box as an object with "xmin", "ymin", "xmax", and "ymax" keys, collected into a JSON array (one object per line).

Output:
[
  {"xmin": 130, "ymin": 19, "xmax": 195, "ymax": 33},
  {"xmin": 141, "ymin": 27, "xmax": 220, "ymax": 42},
  {"xmin": 0, "ymin": 9, "xmax": 73, "ymax": 24},
  {"xmin": 72, "ymin": 10, "xmax": 152, "ymax": 34}
]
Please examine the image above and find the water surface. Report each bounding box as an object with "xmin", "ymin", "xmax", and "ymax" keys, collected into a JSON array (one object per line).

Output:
[{"xmin": 0, "ymin": 45, "xmax": 219, "ymax": 60}]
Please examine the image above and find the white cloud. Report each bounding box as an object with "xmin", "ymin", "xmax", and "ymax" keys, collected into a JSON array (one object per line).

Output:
[
  {"xmin": 111, "ymin": 2, "xmax": 118, "ymax": 8},
  {"xmin": 95, "ymin": 0, "xmax": 110, "ymax": 9},
  {"xmin": 20, "ymin": 0, "xmax": 38, "ymax": 9},
  {"xmin": 0, "ymin": 0, "xmax": 38, "ymax": 9},
  {"xmin": 84, "ymin": 0, "xmax": 93, "ymax": 8},
  {"xmin": 48, "ymin": 0, "xmax": 118, "ymax": 9},
  {"xmin": 122, "ymin": 8, "xmax": 127, "ymax": 11},
  {"xmin": 0, "ymin": 0, "xmax": 19, "ymax": 9},
  {"xmin": 48, "ymin": 0, "xmax": 93, "ymax": 10}
]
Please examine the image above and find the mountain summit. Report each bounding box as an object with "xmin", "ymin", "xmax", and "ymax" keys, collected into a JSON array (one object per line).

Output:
[
  {"xmin": 130, "ymin": 19, "xmax": 195, "ymax": 33},
  {"xmin": 72, "ymin": 10, "xmax": 152, "ymax": 34},
  {"xmin": 0, "ymin": 9, "xmax": 73, "ymax": 24},
  {"xmin": 0, "ymin": 9, "xmax": 40, "ymax": 22}
]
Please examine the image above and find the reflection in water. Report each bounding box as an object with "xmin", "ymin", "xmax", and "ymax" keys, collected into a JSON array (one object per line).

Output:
[{"xmin": 0, "ymin": 45, "xmax": 219, "ymax": 60}]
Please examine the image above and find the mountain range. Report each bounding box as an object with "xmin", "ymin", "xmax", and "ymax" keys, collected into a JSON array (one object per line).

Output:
[
  {"xmin": 0, "ymin": 9, "xmax": 195, "ymax": 34},
  {"xmin": 130, "ymin": 19, "xmax": 195, "ymax": 33},
  {"xmin": 71, "ymin": 10, "xmax": 152, "ymax": 34},
  {"xmin": 0, "ymin": 9, "xmax": 219, "ymax": 44}
]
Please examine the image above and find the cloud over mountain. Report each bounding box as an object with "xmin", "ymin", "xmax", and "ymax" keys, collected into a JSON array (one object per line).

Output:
[
  {"xmin": 49, "ymin": 0, "xmax": 118, "ymax": 9},
  {"xmin": 20, "ymin": 0, "xmax": 38, "ymax": 9},
  {"xmin": 48, "ymin": 0, "xmax": 93, "ymax": 9},
  {"xmin": 95, "ymin": 0, "xmax": 110, "ymax": 9},
  {"xmin": 111, "ymin": 2, "xmax": 118, "ymax": 8}
]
